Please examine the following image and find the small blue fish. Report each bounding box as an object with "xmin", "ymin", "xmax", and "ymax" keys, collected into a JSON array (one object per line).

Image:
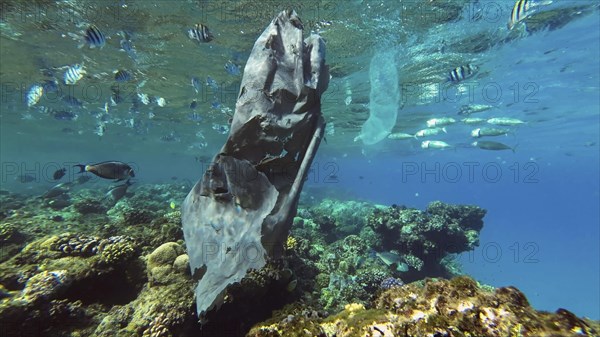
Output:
[
  {"xmin": 53, "ymin": 110, "xmax": 78, "ymax": 121},
  {"xmin": 206, "ymin": 76, "xmax": 218, "ymax": 91},
  {"xmin": 62, "ymin": 95, "xmax": 83, "ymax": 107},
  {"xmin": 189, "ymin": 100, "xmax": 198, "ymax": 109},
  {"xmin": 120, "ymin": 38, "xmax": 137, "ymax": 59},
  {"xmin": 17, "ymin": 174, "xmax": 36, "ymax": 183},
  {"xmin": 191, "ymin": 76, "xmax": 202, "ymax": 93},
  {"xmin": 188, "ymin": 112, "xmax": 203, "ymax": 122},
  {"xmin": 224, "ymin": 61, "xmax": 240, "ymax": 76},
  {"xmin": 160, "ymin": 132, "xmax": 180, "ymax": 142},
  {"xmin": 64, "ymin": 64, "xmax": 85, "ymax": 85},
  {"xmin": 110, "ymin": 84, "xmax": 125, "ymax": 104},
  {"xmin": 211, "ymin": 100, "xmax": 221, "ymax": 109},
  {"xmin": 130, "ymin": 95, "xmax": 140, "ymax": 113},
  {"xmin": 114, "ymin": 70, "xmax": 132, "ymax": 82},
  {"xmin": 42, "ymin": 79, "xmax": 59, "ymax": 93},
  {"xmin": 83, "ymin": 25, "xmax": 106, "ymax": 49},
  {"xmin": 212, "ymin": 123, "xmax": 229, "ymax": 134}
]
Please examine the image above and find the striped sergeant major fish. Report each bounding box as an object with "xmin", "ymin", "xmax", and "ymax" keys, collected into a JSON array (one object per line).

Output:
[
  {"xmin": 82, "ymin": 25, "xmax": 106, "ymax": 48},
  {"xmin": 508, "ymin": 0, "xmax": 554, "ymax": 30},
  {"xmin": 26, "ymin": 84, "xmax": 44, "ymax": 107},
  {"xmin": 114, "ymin": 70, "xmax": 132, "ymax": 82},
  {"xmin": 64, "ymin": 64, "xmax": 86, "ymax": 85},
  {"xmin": 447, "ymin": 64, "xmax": 478, "ymax": 83},
  {"xmin": 188, "ymin": 23, "xmax": 213, "ymax": 43}
]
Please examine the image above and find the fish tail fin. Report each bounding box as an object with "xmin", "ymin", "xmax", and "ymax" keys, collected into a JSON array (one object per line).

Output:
[
  {"xmin": 512, "ymin": 144, "xmax": 519, "ymax": 153},
  {"xmin": 74, "ymin": 164, "xmax": 86, "ymax": 173},
  {"xmin": 442, "ymin": 127, "xmax": 447, "ymax": 134}
]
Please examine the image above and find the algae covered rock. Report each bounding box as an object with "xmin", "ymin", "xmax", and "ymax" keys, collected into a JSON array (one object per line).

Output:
[
  {"xmin": 172, "ymin": 254, "xmax": 189, "ymax": 274},
  {"xmin": 123, "ymin": 209, "xmax": 154, "ymax": 226},
  {"xmin": 74, "ymin": 198, "xmax": 107, "ymax": 215},
  {"xmin": 93, "ymin": 242, "xmax": 194, "ymax": 337},
  {"xmin": 248, "ymin": 276, "xmax": 599, "ymax": 337},
  {"xmin": 146, "ymin": 242, "xmax": 184, "ymax": 285},
  {"xmin": 19, "ymin": 270, "xmax": 71, "ymax": 304}
]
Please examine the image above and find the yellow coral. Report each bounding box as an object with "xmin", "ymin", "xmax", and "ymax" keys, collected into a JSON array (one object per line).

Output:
[
  {"xmin": 510, "ymin": 323, "xmax": 524, "ymax": 337},
  {"xmin": 320, "ymin": 322, "xmax": 338, "ymax": 336},
  {"xmin": 570, "ymin": 326, "xmax": 583, "ymax": 334},
  {"xmin": 258, "ymin": 324, "xmax": 282, "ymax": 336},
  {"xmin": 285, "ymin": 235, "xmax": 297, "ymax": 250},
  {"xmin": 344, "ymin": 302, "xmax": 365, "ymax": 312}
]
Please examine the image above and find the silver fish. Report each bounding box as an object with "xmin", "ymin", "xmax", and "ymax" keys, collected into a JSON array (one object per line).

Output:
[
  {"xmin": 387, "ymin": 132, "xmax": 415, "ymax": 140},
  {"xmin": 471, "ymin": 127, "xmax": 511, "ymax": 138},
  {"xmin": 427, "ymin": 117, "xmax": 456, "ymax": 128},
  {"xmin": 421, "ymin": 140, "xmax": 452, "ymax": 149},
  {"xmin": 415, "ymin": 127, "xmax": 446, "ymax": 137},
  {"xmin": 458, "ymin": 104, "xmax": 493, "ymax": 115},
  {"xmin": 487, "ymin": 117, "xmax": 526, "ymax": 126},
  {"xmin": 462, "ymin": 117, "xmax": 486, "ymax": 125}
]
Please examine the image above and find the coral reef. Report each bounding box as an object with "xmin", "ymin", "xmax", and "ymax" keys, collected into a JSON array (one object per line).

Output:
[
  {"xmin": 0, "ymin": 187, "xmax": 596, "ymax": 337},
  {"xmin": 304, "ymin": 199, "xmax": 373, "ymax": 242},
  {"xmin": 73, "ymin": 198, "xmax": 107, "ymax": 215},
  {"xmin": 285, "ymin": 200, "xmax": 487, "ymax": 313},
  {"xmin": 93, "ymin": 242, "xmax": 193, "ymax": 337},
  {"xmin": 248, "ymin": 276, "xmax": 599, "ymax": 337},
  {"xmin": 367, "ymin": 201, "xmax": 486, "ymax": 280}
]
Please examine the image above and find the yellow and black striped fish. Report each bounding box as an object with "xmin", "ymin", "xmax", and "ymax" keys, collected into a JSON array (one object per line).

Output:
[
  {"xmin": 508, "ymin": 0, "xmax": 553, "ymax": 30},
  {"xmin": 188, "ymin": 23, "xmax": 213, "ymax": 43}
]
